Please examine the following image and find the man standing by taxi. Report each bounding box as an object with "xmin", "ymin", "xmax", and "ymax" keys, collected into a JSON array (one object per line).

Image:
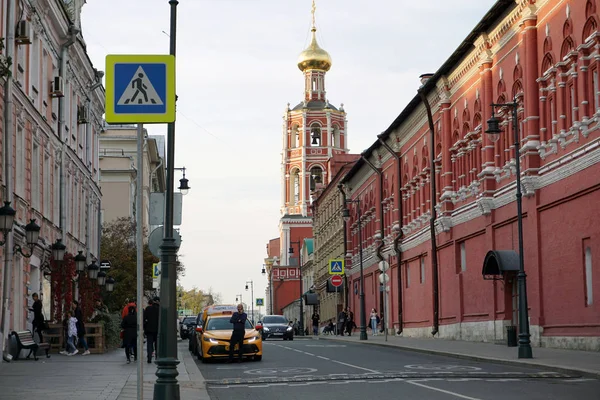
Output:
[{"xmin": 228, "ymin": 304, "xmax": 247, "ymax": 363}]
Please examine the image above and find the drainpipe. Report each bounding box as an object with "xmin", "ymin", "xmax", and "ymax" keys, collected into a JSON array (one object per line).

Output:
[
  {"xmin": 418, "ymin": 88, "xmax": 440, "ymax": 337},
  {"xmin": 1, "ymin": 0, "xmax": 16, "ymax": 361},
  {"xmin": 377, "ymin": 135, "xmax": 404, "ymax": 335},
  {"xmin": 336, "ymin": 184, "xmax": 349, "ymax": 308},
  {"xmin": 59, "ymin": 25, "xmax": 80, "ymax": 236},
  {"xmin": 361, "ymin": 153, "xmax": 384, "ymax": 264}
]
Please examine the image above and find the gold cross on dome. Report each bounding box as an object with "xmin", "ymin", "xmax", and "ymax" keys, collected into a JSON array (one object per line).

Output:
[{"xmin": 311, "ymin": 0, "xmax": 316, "ymax": 30}]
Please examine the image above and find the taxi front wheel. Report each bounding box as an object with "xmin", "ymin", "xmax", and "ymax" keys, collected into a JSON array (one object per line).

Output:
[{"xmin": 253, "ymin": 355, "xmax": 262, "ymax": 361}]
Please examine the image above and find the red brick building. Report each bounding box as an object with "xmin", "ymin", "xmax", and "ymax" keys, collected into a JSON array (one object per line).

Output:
[{"xmin": 339, "ymin": 0, "xmax": 599, "ymax": 350}]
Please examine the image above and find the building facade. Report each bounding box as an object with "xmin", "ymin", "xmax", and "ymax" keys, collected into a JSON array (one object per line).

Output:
[
  {"xmin": 0, "ymin": 0, "xmax": 104, "ymax": 356},
  {"xmin": 312, "ymin": 154, "xmax": 359, "ymax": 327},
  {"xmin": 99, "ymin": 124, "xmax": 166, "ymax": 236},
  {"xmin": 336, "ymin": 0, "xmax": 599, "ymax": 350}
]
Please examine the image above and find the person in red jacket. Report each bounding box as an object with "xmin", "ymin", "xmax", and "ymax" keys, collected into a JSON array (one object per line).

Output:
[{"xmin": 122, "ymin": 298, "xmax": 137, "ymax": 320}]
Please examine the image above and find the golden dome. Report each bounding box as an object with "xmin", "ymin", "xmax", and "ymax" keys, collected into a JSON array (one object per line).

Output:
[{"xmin": 297, "ymin": 28, "xmax": 332, "ymax": 72}]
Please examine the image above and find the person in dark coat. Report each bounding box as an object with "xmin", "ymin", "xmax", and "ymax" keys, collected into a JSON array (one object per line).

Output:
[
  {"xmin": 143, "ymin": 297, "xmax": 160, "ymax": 364},
  {"xmin": 29, "ymin": 293, "xmax": 50, "ymax": 358},
  {"xmin": 121, "ymin": 306, "xmax": 137, "ymax": 363},
  {"xmin": 337, "ymin": 310, "xmax": 347, "ymax": 336},
  {"xmin": 228, "ymin": 304, "xmax": 247, "ymax": 363},
  {"xmin": 73, "ymin": 300, "xmax": 90, "ymax": 355}
]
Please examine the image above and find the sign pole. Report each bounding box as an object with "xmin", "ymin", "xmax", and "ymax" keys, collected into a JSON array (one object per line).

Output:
[{"xmin": 136, "ymin": 123, "xmax": 144, "ymax": 399}]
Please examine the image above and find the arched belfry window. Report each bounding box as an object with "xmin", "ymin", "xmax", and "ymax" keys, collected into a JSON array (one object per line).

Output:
[
  {"xmin": 291, "ymin": 125, "xmax": 299, "ymax": 148},
  {"xmin": 310, "ymin": 124, "xmax": 321, "ymax": 146},
  {"xmin": 332, "ymin": 125, "xmax": 340, "ymax": 148},
  {"xmin": 293, "ymin": 169, "xmax": 300, "ymax": 203},
  {"xmin": 310, "ymin": 166, "xmax": 323, "ymax": 190}
]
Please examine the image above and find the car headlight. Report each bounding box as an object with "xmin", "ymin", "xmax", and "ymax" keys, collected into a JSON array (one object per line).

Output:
[
  {"xmin": 263, "ymin": 327, "xmax": 270, "ymax": 332},
  {"xmin": 287, "ymin": 326, "xmax": 293, "ymax": 331},
  {"xmin": 203, "ymin": 337, "xmax": 218, "ymax": 344},
  {"xmin": 246, "ymin": 336, "xmax": 260, "ymax": 343}
]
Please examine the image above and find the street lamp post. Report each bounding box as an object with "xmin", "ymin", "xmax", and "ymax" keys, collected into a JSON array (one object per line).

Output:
[
  {"xmin": 155, "ymin": 1, "xmax": 181, "ymax": 398},
  {"xmin": 342, "ymin": 198, "xmax": 367, "ymax": 341},
  {"xmin": 245, "ymin": 280, "xmax": 254, "ymax": 324},
  {"xmin": 485, "ymin": 99, "xmax": 533, "ymax": 359},
  {"xmin": 262, "ymin": 263, "xmax": 274, "ymax": 314},
  {"xmin": 289, "ymin": 241, "xmax": 303, "ymax": 335},
  {"xmin": 235, "ymin": 294, "xmax": 243, "ymax": 305}
]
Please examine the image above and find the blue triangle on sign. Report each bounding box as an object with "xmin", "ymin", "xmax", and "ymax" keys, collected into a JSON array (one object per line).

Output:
[{"xmin": 331, "ymin": 261, "xmax": 342, "ymax": 272}]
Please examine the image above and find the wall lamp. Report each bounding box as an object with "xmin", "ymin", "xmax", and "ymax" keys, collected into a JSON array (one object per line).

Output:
[
  {"xmin": 0, "ymin": 202, "xmax": 40, "ymax": 255},
  {"xmin": 13, "ymin": 219, "xmax": 41, "ymax": 258},
  {"xmin": 51, "ymin": 238, "xmax": 66, "ymax": 262},
  {"xmin": 105, "ymin": 276, "xmax": 116, "ymax": 292},
  {"xmin": 87, "ymin": 260, "xmax": 100, "ymax": 280}
]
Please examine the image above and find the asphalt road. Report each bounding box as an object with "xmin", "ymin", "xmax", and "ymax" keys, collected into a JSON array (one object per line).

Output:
[{"xmin": 195, "ymin": 338, "xmax": 600, "ymax": 400}]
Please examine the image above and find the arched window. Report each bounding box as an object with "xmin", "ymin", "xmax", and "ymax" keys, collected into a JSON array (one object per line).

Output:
[
  {"xmin": 291, "ymin": 124, "xmax": 299, "ymax": 148},
  {"xmin": 310, "ymin": 123, "xmax": 321, "ymax": 147},
  {"xmin": 310, "ymin": 166, "xmax": 323, "ymax": 190},
  {"xmin": 290, "ymin": 169, "xmax": 300, "ymax": 204},
  {"xmin": 331, "ymin": 125, "xmax": 340, "ymax": 148}
]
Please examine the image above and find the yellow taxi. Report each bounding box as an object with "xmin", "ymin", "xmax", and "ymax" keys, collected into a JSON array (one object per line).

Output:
[{"xmin": 195, "ymin": 304, "xmax": 263, "ymax": 362}]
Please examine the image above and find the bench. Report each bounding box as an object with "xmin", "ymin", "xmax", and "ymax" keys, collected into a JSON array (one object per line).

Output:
[{"xmin": 10, "ymin": 330, "xmax": 50, "ymax": 361}]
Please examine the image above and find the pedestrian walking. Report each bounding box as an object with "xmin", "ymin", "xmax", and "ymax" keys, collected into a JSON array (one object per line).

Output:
[
  {"xmin": 144, "ymin": 296, "xmax": 160, "ymax": 364},
  {"xmin": 345, "ymin": 309, "xmax": 354, "ymax": 336},
  {"xmin": 73, "ymin": 300, "xmax": 90, "ymax": 355},
  {"xmin": 337, "ymin": 309, "xmax": 347, "ymax": 336},
  {"xmin": 62, "ymin": 311, "xmax": 79, "ymax": 356},
  {"xmin": 29, "ymin": 293, "xmax": 50, "ymax": 358},
  {"xmin": 370, "ymin": 308, "xmax": 378, "ymax": 336},
  {"xmin": 311, "ymin": 311, "xmax": 320, "ymax": 336},
  {"xmin": 121, "ymin": 306, "xmax": 137, "ymax": 364},
  {"xmin": 227, "ymin": 304, "xmax": 247, "ymax": 363}
]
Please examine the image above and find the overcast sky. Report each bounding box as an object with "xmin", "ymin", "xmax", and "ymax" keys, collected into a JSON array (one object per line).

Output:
[{"xmin": 81, "ymin": 0, "xmax": 496, "ymax": 310}]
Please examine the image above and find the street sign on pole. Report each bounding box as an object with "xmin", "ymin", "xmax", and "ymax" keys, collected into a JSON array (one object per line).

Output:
[
  {"xmin": 328, "ymin": 259, "xmax": 344, "ymax": 275},
  {"xmin": 105, "ymin": 54, "xmax": 176, "ymax": 124},
  {"xmin": 331, "ymin": 275, "xmax": 343, "ymax": 287},
  {"xmin": 256, "ymin": 298, "xmax": 264, "ymax": 307}
]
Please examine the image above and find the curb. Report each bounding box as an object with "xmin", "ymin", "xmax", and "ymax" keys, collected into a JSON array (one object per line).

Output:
[
  {"xmin": 319, "ymin": 336, "xmax": 600, "ymax": 379},
  {"xmin": 179, "ymin": 342, "xmax": 211, "ymax": 399}
]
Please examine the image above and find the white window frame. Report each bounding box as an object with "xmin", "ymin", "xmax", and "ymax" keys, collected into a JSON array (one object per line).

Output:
[
  {"xmin": 420, "ymin": 257, "xmax": 425, "ymax": 284},
  {"xmin": 43, "ymin": 153, "xmax": 50, "ymax": 215},
  {"xmin": 15, "ymin": 125, "xmax": 25, "ymax": 197},
  {"xmin": 32, "ymin": 142, "xmax": 40, "ymax": 210}
]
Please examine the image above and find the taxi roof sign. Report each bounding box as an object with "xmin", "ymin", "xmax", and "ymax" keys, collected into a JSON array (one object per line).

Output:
[{"xmin": 205, "ymin": 305, "xmax": 238, "ymax": 316}]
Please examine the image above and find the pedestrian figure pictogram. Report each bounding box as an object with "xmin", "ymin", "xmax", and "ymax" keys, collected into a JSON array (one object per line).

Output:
[
  {"xmin": 328, "ymin": 259, "xmax": 344, "ymax": 275},
  {"xmin": 117, "ymin": 66, "xmax": 164, "ymax": 107}
]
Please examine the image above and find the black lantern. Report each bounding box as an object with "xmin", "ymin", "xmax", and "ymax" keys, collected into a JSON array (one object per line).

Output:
[
  {"xmin": 97, "ymin": 270, "xmax": 107, "ymax": 286},
  {"xmin": 24, "ymin": 219, "xmax": 41, "ymax": 247},
  {"xmin": 178, "ymin": 168, "xmax": 190, "ymax": 196},
  {"xmin": 0, "ymin": 201, "xmax": 16, "ymax": 234},
  {"xmin": 51, "ymin": 239, "xmax": 66, "ymax": 262},
  {"xmin": 261, "ymin": 266, "xmax": 266, "ymax": 275},
  {"xmin": 106, "ymin": 276, "xmax": 115, "ymax": 292},
  {"xmin": 342, "ymin": 208, "xmax": 351, "ymax": 221},
  {"xmin": 485, "ymin": 114, "xmax": 502, "ymax": 143},
  {"xmin": 288, "ymin": 246, "xmax": 294, "ymax": 254},
  {"xmin": 87, "ymin": 261, "xmax": 99, "ymax": 280},
  {"xmin": 74, "ymin": 251, "xmax": 87, "ymax": 272}
]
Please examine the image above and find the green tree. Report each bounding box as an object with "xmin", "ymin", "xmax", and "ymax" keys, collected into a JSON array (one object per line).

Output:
[{"xmin": 100, "ymin": 217, "xmax": 158, "ymax": 312}]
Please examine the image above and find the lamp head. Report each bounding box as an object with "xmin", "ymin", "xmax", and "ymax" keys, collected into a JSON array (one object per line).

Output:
[
  {"xmin": 0, "ymin": 201, "xmax": 16, "ymax": 233},
  {"xmin": 25, "ymin": 219, "xmax": 41, "ymax": 247},
  {"xmin": 261, "ymin": 267, "xmax": 266, "ymax": 275},
  {"xmin": 51, "ymin": 238, "xmax": 66, "ymax": 262},
  {"xmin": 106, "ymin": 276, "xmax": 115, "ymax": 292},
  {"xmin": 178, "ymin": 176, "xmax": 190, "ymax": 195},
  {"xmin": 342, "ymin": 208, "xmax": 351, "ymax": 222},
  {"xmin": 74, "ymin": 250, "xmax": 87, "ymax": 272},
  {"xmin": 485, "ymin": 114, "xmax": 502, "ymax": 143}
]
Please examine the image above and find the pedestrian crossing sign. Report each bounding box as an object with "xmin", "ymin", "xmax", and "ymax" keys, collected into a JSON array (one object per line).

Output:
[
  {"xmin": 105, "ymin": 54, "xmax": 176, "ymax": 124},
  {"xmin": 328, "ymin": 259, "xmax": 344, "ymax": 275},
  {"xmin": 256, "ymin": 298, "xmax": 264, "ymax": 306}
]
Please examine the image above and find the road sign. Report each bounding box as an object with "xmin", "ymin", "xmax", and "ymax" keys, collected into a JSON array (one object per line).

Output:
[
  {"xmin": 256, "ymin": 298, "xmax": 264, "ymax": 306},
  {"xmin": 331, "ymin": 275, "xmax": 343, "ymax": 287},
  {"xmin": 148, "ymin": 226, "xmax": 182, "ymax": 258},
  {"xmin": 99, "ymin": 260, "xmax": 112, "ymax": 269},
  {"xmin": 105, "ymin": 54, "xmax": 176, "ymax": 124},
  {"xmin": 328, "ymin": 259, "xmax": 344, "ymax": 275},
  {"xmin": 152, "ymin": 262, "xmax": 161, "ymax": 279},
  {"xmin": 379, "ymin": 273, "xmax": 389, "ymax": 284},
  {"xmin": 378, "ymin": 261, "xmax": 389, "ymax": 272}
]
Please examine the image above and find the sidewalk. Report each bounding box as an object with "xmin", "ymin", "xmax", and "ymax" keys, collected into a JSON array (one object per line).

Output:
[
  {"xmin": 0, "ymin": 339, "xmax": 209, "ymax": 400},
  {"xmin": 319, "ymin": 332, "xmax": 600, "ymax": 377}
]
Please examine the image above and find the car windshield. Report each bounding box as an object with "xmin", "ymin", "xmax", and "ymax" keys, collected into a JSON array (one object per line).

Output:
[
  {"xmin": 263, "ymin": 316, "xmax": 288, "ymax": 324},
  {"xmin": 206, "ymin": 317, "xmax": 253, "ymax": 331},
  {"xmin": 183, "ymin": 317, "xmax": 195, "ymax": 324}
]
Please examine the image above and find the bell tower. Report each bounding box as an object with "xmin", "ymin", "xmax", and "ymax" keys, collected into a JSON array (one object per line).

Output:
[{"xmin": 278, "ymin": 0, "xmax": 348, "ymax": 265}]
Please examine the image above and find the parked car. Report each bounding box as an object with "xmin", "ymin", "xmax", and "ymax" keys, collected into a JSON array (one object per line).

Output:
[
  {"xmin": 260, "ymin": 315, "xmax": 293, "ymax": 340},
  {"xmin": 188, "ymin": 312, "xmax": 203, "ymax": 355},
  {"xmin": 180, "ymin": 316, "xmax": 196, "ymax": 340}
]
